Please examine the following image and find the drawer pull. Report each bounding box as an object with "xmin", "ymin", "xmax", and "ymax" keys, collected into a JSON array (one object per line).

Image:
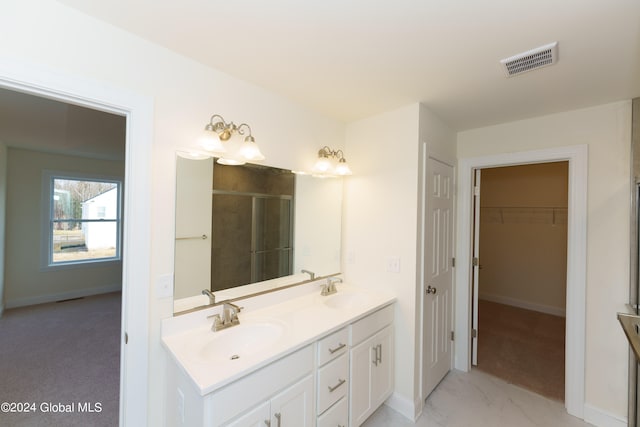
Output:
[
  {"xmin": 328, "ymin": 378, "xmax": 346, "ymax": 392},
  {"xmin": 372, "ymin": 346, "xmax": 378, "ymax": 366},
  {"xmin": 328, "ymin": 343, "xmax": 346, "ymax": 354},
  {"xmin": 275, "ymin": 412, "xmax": 281, "ymax": 427},
  {"xmin": 264, "ymin": 421, "xmax": 270, "ymax": 427}
]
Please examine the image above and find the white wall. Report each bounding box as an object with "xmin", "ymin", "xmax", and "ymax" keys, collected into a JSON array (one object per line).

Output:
[
  {"xmin": 343, "ymin": 103, "xmax": 456, "ymax": 417},
  {"xmin": 0, "ymin": 142, "xmax": 6, "ymax": 315},
  {"xmin": 0, "ymin": 1, "xmax": 346, "ymax": 425},
  {"xmin": 4, "ymin": 148, "xmax": 125, "ymax": 307},
  {"xmin": 457, "ymin": 101, "xmax": 632, "ymax": 420},
  {"xmin": 343, "ymin": 103, "xmax": 420, "ymax": 409}
]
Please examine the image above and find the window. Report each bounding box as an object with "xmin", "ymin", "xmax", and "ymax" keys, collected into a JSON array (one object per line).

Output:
[{"xmin": 47, "ymin": 174, "xmax": 122, "ymax": 266}]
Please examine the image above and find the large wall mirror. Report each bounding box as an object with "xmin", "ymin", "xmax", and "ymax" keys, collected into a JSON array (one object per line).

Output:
[{"xmin": 174, "ymin": 155, "xmax": 342, "ymax": 314}]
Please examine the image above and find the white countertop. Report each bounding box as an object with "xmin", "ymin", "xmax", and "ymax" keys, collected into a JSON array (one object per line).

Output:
[{"xmin": 162, "ymin": 282, "xmax": 395, "ymax": 395}]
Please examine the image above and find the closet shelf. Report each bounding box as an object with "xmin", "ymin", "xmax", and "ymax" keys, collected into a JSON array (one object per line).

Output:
[{"xmin": 480, "ymin": 206, "xmax": 567, "ymax": 225}]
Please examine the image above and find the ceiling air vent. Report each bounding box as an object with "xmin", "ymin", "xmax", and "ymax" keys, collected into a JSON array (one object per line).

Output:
[{"xmin": 500, "ymin": 42, "xmax": 558, "ymax": 77}]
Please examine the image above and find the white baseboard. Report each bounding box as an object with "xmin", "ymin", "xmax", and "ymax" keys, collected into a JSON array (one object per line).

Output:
[
  {"xmin": 479, "ymin": 292, "xmax": 566, "ymax": 317},
  {"xmin": 583, "ymin": 403, "xmax": 627, "ymax": 427},
  {"xmin": 385, "ymin": 392, "xmax": 422, "ymax": 422},
  {"xmin": 5, "ymin": 284, "xmax": 122, "ymax": 309}
]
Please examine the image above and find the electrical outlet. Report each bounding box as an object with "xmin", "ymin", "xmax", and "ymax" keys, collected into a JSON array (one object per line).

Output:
[
  {"xmin": 156, "ymin": 274, "xmax": 173, "ymax": 299},
  {"xmin": 386, "ymin": 256, "xmax": 401, "ymax": 273}
]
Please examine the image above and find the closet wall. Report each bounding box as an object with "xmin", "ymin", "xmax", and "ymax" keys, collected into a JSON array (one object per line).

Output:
[{"xmin": 479, "ymin": 162, "xmax": 568, "ymax": 316}]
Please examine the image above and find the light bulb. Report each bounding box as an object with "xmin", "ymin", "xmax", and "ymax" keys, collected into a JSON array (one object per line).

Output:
[
  {"xmin": 313, "ymin": 156, "xmax": 332, "ymax": 173},
  {"xmin": 239, "ymin": 136, "xmax": 265, "ymax": 161},
  {"xmin": 335, "ymin": 159, "xmax": 353, "ymax": 176},
  {"xmin": 199, "ymin": 127, "xmax": 226, "ymax": 154}
]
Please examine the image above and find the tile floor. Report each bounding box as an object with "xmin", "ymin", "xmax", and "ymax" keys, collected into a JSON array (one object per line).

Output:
[{"xmin": 362, "ymin": 369, "xmax": 593, "ymax": 427}]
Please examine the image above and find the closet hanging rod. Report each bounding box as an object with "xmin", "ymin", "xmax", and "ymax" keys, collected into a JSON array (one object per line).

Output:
[{"xmin": 481, "ymin": 206, "xmax": 567, "ymax": 209}]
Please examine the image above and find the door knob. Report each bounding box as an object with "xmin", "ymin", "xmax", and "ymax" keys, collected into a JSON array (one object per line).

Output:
[{"xmin": 426, "ymin": 286, "xmax": 437, "ymax": 295}]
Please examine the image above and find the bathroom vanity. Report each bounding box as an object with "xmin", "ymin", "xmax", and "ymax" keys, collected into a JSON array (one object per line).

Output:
[{"xmin": 162, "ymin": 281, "xmax": 395, "ymax": 427}]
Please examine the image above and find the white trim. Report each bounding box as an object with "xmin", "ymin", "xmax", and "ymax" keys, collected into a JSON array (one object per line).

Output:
[
  {"xmin": 384, "ymin": 392, "xmax": 422, "ymax": 422},
  {"xmin": 583, "ymin": 403, "xmax": 627, "ymax": 427},
  {"xmin": 5, "ymin": 284, "xmax": 122, "ymax": 309},
  {"xmin": 454, "ymin": 145, "xmax": 587, "ymax": 419},
  {"xmin": 478, "ymin": 293, "xmax": 566, "ymax": 317},
  {"xmin": 0, "ymin": 57, "xmax": 152, "ymax": 427}
]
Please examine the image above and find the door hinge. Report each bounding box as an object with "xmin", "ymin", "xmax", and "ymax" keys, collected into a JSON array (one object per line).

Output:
[
  {"xmin": 450, "ymin": 331, "xmax": 454, "ymax": 341},
  {"xmin": 472, "ymin": 257, "xmax": 479, "ymax": 267},
  {"xmin": 451, "ymin": 257, "xmax": 456, "ymax": 268},
  {"xmin": 472, "ymin": 329, "xmax": 477, "ymax": 338}
]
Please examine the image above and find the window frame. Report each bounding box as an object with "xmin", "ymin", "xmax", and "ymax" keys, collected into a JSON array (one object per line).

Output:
[{"xmin": 41, "ymin": 170, "xmax": 123, "ymax": 270}]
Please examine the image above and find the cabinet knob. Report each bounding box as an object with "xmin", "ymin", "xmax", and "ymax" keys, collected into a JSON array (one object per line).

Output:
[{"xmin": 426, "ymin": 285, "xmax": 437, "ymax": 295}]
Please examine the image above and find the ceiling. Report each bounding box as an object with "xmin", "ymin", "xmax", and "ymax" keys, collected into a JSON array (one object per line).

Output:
[
  {"xmin": 54, "ymin": 0, "xmax": 640, "ymax": 130},
  {"xmin": 0, "ymin": 88, "xmax": 126, "ymax": 160}
]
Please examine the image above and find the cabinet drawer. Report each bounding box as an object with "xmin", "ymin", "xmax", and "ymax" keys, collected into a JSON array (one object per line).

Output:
[
  {"xmin": 317, "ymin": 327, "xmax": 349, "ymax": 366},
  {"xmin": 317, "ymin": 353, "xmax": 349, "ymax": 415},
  {"xmin": 317, "ymin": 396, "xmax": 348, "ymax": 427},
  {"xmin": 350, "ymin": 304, "xmax": 393, "ymax": 346},
  {"xmin": 208, "ymin": 345, "xmax": 313, "ymax": 425}
]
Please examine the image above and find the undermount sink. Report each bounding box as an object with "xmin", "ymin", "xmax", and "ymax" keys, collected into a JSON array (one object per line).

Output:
[
  {"xmin": 323, "ymin": 292, "xmax": 371, "ymax": 310},
  {"xmin": 196, "ymin": 321, "xmax": 286, "ymax": 363}
]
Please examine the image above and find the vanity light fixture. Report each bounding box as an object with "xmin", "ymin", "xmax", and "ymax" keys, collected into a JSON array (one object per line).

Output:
[
  {"xmin": 312, "ymin": 146, "xmax": 353, "ymax": 177},
  {"xmin": 199, "ymin": 114, "xmax": 265, "ymax": 165}
]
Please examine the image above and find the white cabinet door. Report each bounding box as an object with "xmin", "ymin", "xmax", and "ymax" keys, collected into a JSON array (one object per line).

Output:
[
  {"xmin": 349, "ymin": 333, "xmax": 375, "ymax": 426},
  {"xmin": 270, "ymin": 375, "xmax": 314, "ymax": 427},
  {"xmin": 224, "ymin": 401, "xmax": 270, "ymax": 427},
  {"xmin": 349, "ymin": 326, "xmax": 394, "ymax": 427},
  {"xmin": 371, "ymin": 326, "xmax": 393, "ymax": 409}
]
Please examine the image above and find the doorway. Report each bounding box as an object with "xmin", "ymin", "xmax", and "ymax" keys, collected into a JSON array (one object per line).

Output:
[
  {"xmin": 0, "ymin": 58, "xmax": 153, "ymax": 425},
  {"xmin": 454, "ymin": 145, "xmax": 587, "ymax": 418},
  {"xmin": 0, "ymin": 87, "xmax": 126, "ymax": 426},
  {"xmin": 472, "ymin": 162, "xmax": 568, "ymax": 401}
]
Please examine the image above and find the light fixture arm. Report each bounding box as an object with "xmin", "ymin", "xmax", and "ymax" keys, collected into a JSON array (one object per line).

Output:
[
  {"xmin": 236, "ymin": 123, "xmax": 252, "ymax": 137},
  {"xmin": 318, "ymin": 146, "xmax": 346, "ymax": 160}
]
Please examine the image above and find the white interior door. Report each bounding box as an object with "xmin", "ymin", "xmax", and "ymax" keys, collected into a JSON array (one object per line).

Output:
[
  {"xmin": 471, "ymin": 169, "xmax": 481, "ymax": 366},
  {"xmin": 422, "ymin": 157, "xmax": 454, "ymax": 398},
  {"xmin": 174, "ymin": 156, "xmax": 213, "ymax": 299}
]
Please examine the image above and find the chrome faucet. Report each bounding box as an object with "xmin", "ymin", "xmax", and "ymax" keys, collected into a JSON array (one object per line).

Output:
[
  {"xmin": 202, "ymin": 289, "xmax": 216, "ymax": 304},
  {"xmin": 208, "ymin": 301, "xmax": 243, "ymax": 332},
  {"xmin": 321, "ymin": 277, "xmax": 342, "ymax": 296},
  {"xmin": 301, "ymin": 269, "xmax": 315, "ymax": 280}
]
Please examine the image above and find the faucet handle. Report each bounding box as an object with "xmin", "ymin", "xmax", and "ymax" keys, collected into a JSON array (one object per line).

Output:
[
  {"xmin": 320, "ymin": 277, "xmax": 340, "ymax": 296},
  {"xmin": 207, "ymin": 314, "xmax": 223, "ymax": 331}
]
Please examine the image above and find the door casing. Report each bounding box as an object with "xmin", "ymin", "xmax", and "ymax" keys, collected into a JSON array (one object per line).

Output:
[
  {"xmin": 0, "ymin": 58, "xmax": 153, "ymax": 426},
  {"xmin": 455, "ymin": 145, "xmax": 587, "ymax": 419}
]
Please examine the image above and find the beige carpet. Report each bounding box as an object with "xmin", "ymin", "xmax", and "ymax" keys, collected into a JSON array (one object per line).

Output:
[
  {"xmin": 0, "ymin": 292, "xmax": 121, "ymax": 427},
  {"xmin": 476, "ymin": 299, "xmax": 565, "ymax": 401}
]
